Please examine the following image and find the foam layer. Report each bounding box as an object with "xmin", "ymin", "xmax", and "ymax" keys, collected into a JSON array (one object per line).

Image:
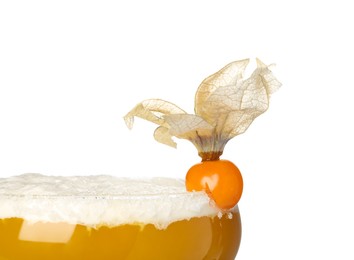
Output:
[{"xmin": 0, "ymin": 174, "xmax": 236, "ymax": 229}]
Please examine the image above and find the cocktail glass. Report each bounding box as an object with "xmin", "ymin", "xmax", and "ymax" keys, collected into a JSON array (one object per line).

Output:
[{"xmin": 0, "ymin": 174, "xmax": 241, "ymax": 260}]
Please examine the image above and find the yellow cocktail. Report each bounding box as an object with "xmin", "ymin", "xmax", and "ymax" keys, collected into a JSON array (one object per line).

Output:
[{"xmin": 0, "ymin": 173, "xmax": 241, "ymax": 260}]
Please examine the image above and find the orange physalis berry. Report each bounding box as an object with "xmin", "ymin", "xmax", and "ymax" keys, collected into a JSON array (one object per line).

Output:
[{"xmin": 186, "ymin": 160, "xmax": 243, "ymax": 210}]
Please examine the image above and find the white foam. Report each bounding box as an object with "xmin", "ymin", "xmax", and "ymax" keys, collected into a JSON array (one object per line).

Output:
[{"xmin": 0, "ymin": 173, "xmax": 236, "ymax": 229}]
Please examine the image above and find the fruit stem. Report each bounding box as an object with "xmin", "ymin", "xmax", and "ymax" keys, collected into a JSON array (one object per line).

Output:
[{"xmin": 199, "ymin": 151, "xmax": 223, "ymax": 161}]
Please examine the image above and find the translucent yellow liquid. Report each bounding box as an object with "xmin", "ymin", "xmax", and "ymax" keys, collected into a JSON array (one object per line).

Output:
[{"xmin": 0, "ymin": 212, "xmax": 241, "ymax": 260}]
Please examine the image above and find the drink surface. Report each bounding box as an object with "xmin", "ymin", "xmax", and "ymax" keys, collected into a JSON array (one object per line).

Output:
[
  {"xmin": 0, "ymin": 173, "xmax": 226, "ymax": 228},
  {"xmin": 0, "ymin": 174, "xmax": 241, "ymax": 259}
]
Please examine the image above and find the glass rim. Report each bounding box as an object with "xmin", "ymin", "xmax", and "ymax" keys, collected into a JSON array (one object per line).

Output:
[{"xmin": 0, "ymin": 191, "xmax": 207, "ymax": 200}]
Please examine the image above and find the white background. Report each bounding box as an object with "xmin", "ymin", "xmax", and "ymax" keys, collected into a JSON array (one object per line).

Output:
[{"xmin": 0, "ymin": 1, "xmax": 353, "ymax": 259}]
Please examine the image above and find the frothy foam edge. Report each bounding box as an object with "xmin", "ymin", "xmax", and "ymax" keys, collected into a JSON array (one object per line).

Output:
[{"xmin": 0, "ymin": 174, "xmax": 238, "ymax": 229}]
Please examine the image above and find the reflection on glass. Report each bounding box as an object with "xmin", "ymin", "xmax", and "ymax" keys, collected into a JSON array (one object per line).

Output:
[{"xmin": 19, "ymin": 221, "xmax": 76, "ymax": 243}]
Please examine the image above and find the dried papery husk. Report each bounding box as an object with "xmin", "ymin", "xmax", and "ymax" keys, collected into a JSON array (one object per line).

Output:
[
  {"xmin": 124, "ymin": 58, "xmax": 281, "ymax": 161},
  {"xmin": 124, "ymin": 99, "xmax": 186, "ymax": 129}
]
